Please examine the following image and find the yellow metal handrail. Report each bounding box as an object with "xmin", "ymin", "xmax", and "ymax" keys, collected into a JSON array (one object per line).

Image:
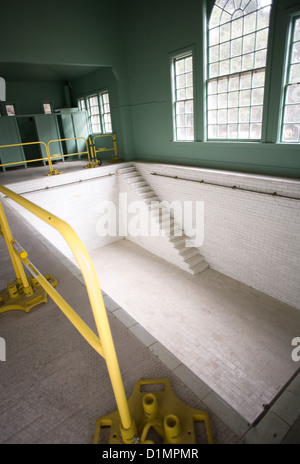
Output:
[
  {"xmin": 92, "ymin": 134, "xmax": 119, "ymax": 162},
  {"xmin": 0, "ymin": 140, "xmax": 55, "ymax": 174},
  {"xmin": 0, "ymin": 184, "xmax": 136, "ymax": 443},
  {"xmin": 47, "ymin": 137, "xmax": 91, "ymax": 175}
]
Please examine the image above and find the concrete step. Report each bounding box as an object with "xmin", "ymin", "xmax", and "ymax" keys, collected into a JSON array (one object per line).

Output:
[
  {"xmin": 117, "ymin": 166, "xmax": 136, "ymax": 174},
  {"xmin": 185, "ymin": 254, "xmax": 205, "ymax": 267},
  {"xmin": 179, "ymin": 247, "xmax": 200, "ymax": 261},
  {"xmin": 138, "ymin": 190, "xmax": 157, "ymax": 199},
  {"xmin": 187, "ymin": 260, "xmax": 209, "ymax": 275},
  {"xmin": 127, "ymin": 176, "xmax": 147, "ymax": 185},
  {"xmin": 135, "ymin": 185, "xmax": 152, "ymax": 193},
  {"xmin": 121, "ymin": 171, "xmax": 140, "ymax": 179}
]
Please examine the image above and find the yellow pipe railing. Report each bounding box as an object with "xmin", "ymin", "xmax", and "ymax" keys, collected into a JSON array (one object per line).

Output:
[
  {"xmin": 0, "ymin": 140, "xmax": 55, "ymax": 174},
  {"xmin": 0, "ymin": 135, "xmax": 120, "ymax": 176},
  {"xmin": 0, "ymin": 184, "xmax": 136, "ymax": 443},
  {"xmin": 92, "ymin": 134, "xmax": 119, "ymax": 162},
  {"xmin": 47, "ymin": 137, "xmax": 91, "ymax": 175}
]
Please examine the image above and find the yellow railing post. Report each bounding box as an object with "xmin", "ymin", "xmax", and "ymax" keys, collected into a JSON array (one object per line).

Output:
[
  {"xmin": 0, "ymin": 185, "xmax": 136, "ymax": 443},
  {"xmin": 0, "ymin": 202, "xmax": 33, "ymax": 296},
  {"xmin": 92, "ymin": 134, "xmax": 119, "ymax": 163}
]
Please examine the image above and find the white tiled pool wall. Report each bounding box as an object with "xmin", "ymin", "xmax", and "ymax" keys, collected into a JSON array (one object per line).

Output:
[
  {"xmin": 4, "ymin": 164, "xmax": 122, "ymax": 260},
  {"xmin": 3, "ymin": 161, "xmax": 300, "ymax": 310},
  {"xmin": 134, "ymin": 162, "xmax": 300, "ymax": 310}
]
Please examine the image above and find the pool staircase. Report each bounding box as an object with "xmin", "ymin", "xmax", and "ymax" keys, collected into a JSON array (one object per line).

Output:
[{"xmin": 117, "ymin": 165, "xmax": 208, "ymax": 275}]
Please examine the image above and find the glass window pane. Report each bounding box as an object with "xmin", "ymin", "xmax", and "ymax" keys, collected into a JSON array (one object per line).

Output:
[
  {"xmin": 218, "ymin": 109, "xmax": 227, "ymax": 123},
  {"xmin": 220, "ymin": 42, "xmax": 230, "ymax": 60},
  {"xmin": 242, "ymin": 52, "xmax": 254, "ymax": 71},
  {"xmin": 208, "ymin": 124, "xmax": 218, "ymax": 138},
  {"xmin": 208, "ymin": 110, "xmax": 217, "ymax": 124},
  {"xmin": 210, "ymin": 27, "xmax": 220, "ymax": 46},
  {"xmin": 185, "ymin": 100, "xmax": 193, "ymax": 113},
  {"xmin": 186, "ymin": 87, "xmax": 193, "ymax": 99},
  {"xmin": 250, "ymin": 123, "xmax": 262, "ymax": 139},
  {"xmin": 230, "ymin": 56, "xmax": 242, "ymax": 73},
  {"xmin": 292, "ymin": 41, "xmax": 300, "ymax": 64},
  {"xmin": 228, "ymin": 123, "xmax": 238, "ymax": 138},
  {"xmin": 175, "ymin": 59, "xmax": 185, "ymax": 75},
  {"xmin": 251, "ymin": 106, "xmax": 263, "ymax": 122},
  {"xmin": 240, "ymin": 72, "xmax": 252, "ymax": 89},
  {"xmin": 228, "ymin": 91, "xmax": 239, "ymax": 107},
  {"xmin": 239, "ymin": 124, "xmax": 250, "ymax": 138},
  {"xmin": 177, "ymin": 89, "xmax": 186, "ymax": 100},
  {"xmin": 244, "ymin": 12, "xmax": 257, "ymax": 35},
  {"xmin": 286, "ymin": 84, "xmax": 300, "ymax": 104},
  {"xmin": 207, "ymin": 0, "xmax": 271, "ymax": 140},
  {"xmin": 239, "ymin": 106, "xmax": 250, "ymax": 122},
  {"xmin": 220, "ymin": 23, "xmax": 231, "ymax": 42},
  {"xmin": 290, "ymin": 63, "xmax": 300, "ymax": 84},
  {"xmin": 231, "ymin": 37, "xmax": 242, "ymax": 57},
  {"xmin": 208, "ymin": 80, "xmax": 218, "ymax": 94},
  {"xmin": 228, "ymin": 107, "xmax": 238, "ymax": 122},
  {"xmin": 257, "ymin": 6, "xmax": 271, "ymax": 29},
  {"xmin": 284, "ymin": 105, "xmax": 300, "ymax": 123},
  {"xmin": 208, "ymin": 94, "xmax": 218, "ymax": 109},
  {"xmin": 229, "ymin": 74, "xmax": 240, "ymax": 90},
  {"xmin": 177, "ymin": 127, "xmax": 186, "ymax": 140},
  {"xmin": 185, "ymin": 56, "xmax": 193, "ymax": 72},
  {"xmin": 218, "ymin": 93, "xmax": 228, "ymax": 108},
  {"xmin": 176, "ymin": 101, "xmax": 185, "ymax": 114},
  {"xmin": 243, "ymin": 33, "xmax": 256, "ymax": 54},
  {"xmin": 252, "ymin": 87, "xmax": 264, "ymax": 105},
  {"xmin": 256, "ymin": 28, "xmax": 269, "ymax": 50},
  {"xmin": 282, "ymin": 124, "xmax": 299, "ymax": 142},
  {"xmin": 218, "ymin": 124, "xmax": 228, "ymax": 138},
  {"xmin": 240, "ymin": 89, "xmax": 251, "ymax": 106},
  {"xmin": 232, "ymin": 17, "xmax": 243, "ymax": 39},
  {"xmin": 252, "ymin": 69, "xmax": 265, "ymax": 87}
]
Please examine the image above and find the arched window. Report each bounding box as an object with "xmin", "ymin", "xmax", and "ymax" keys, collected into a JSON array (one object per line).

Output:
[
  {"xmin": 207, "ymin": 0, "xmax": 273, "ymax": 140},
  {"xmin": 280, "ymin": 14, "xmax": 300, "ymax": 143}
]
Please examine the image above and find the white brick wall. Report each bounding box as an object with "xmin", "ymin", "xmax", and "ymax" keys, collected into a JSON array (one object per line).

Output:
[
  {"xmin": 4, "ymin": 164, "xmax": 122, "ymax": 261},
  {"xmin": 133, "ymin": 162, "xmax": 300, "ymax": 310},
  {"xmin": 3, "ymin": 160, "xmax": 300, "ymax": 310}
]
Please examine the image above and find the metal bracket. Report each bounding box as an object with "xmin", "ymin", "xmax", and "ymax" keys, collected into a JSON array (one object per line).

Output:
[
  {"xmin": 93, "ymin": 378, "xmax": 214, "ymax": 444},
  {"xmin": 0, "ymin": 275, "xmax": 57, "ymax": 314}
]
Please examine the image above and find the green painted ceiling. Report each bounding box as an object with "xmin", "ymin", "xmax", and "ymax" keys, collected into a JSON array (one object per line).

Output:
[{"xmin": 0, "ymin": 62, "xmax": 105, "ymax": 82}]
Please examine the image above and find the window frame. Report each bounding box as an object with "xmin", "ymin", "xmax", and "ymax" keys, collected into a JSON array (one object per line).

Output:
[
  {"xmin": 170, "ymin": 47, "xmax": 195, "ymax": 142},
  {"xmin": 41, "ymin": 101, "xmax": 53, "ymax": 114},
  {"xmin": 5, "ymin": 102, "xmax": 16, "ymax": 116},
  {"xmin": 279, "ymin": 13, "xmax": 300, "ymax": 144},
  {"xmin": 78, "ymin": 90, "xmax": 113, "ymax": 135},
  {"xmin": 206, "ymin": 0, "xmax": 273, "ymax": 142}
]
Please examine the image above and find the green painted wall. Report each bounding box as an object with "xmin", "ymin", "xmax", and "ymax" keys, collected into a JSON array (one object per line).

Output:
[
  {"xmin": 125, "ymin": 0, "xmax": 300, "ymax": 178},
  {"xmin": 0, "ymin": 0, "xmax": 125, "ymax": 68},
  {"xmin": 4, "ymin": 81, "xmax": 65, "ymax": 115}
]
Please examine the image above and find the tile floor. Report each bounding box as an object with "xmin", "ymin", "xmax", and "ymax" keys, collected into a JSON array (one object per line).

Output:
[{"xmin": 76, "ymin": 239, "xmax": 300, "ymax": 425}]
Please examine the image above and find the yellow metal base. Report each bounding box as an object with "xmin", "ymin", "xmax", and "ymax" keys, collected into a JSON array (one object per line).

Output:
[
  {"xmin": 85, "ymin": 160, "xmax": 102, "ymax": 169},
  {"xmin": 110, "ymin": 157, "xmax": 121, "ymax": 163},
  {"xmin": 0, "ymin": 275, "xmax": 57, "ymax": 314},
  {"xmin": 93, "ymin": 378, "xmax": 214, "ymax": 444},
  {"xmin": 47, "ymin": 169, "xmax": 62, "ymax": 176}
]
